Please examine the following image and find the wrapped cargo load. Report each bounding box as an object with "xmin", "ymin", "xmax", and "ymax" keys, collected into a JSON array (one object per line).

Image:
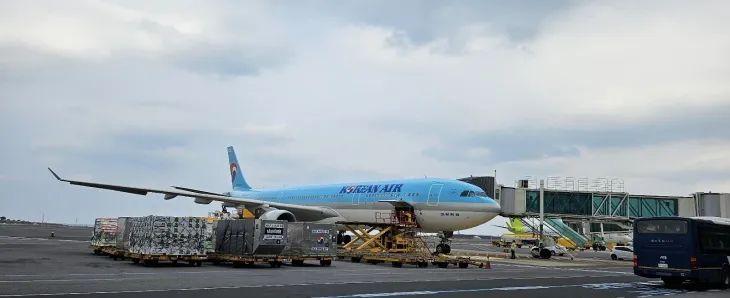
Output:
[
  {"xmin": 282, "ymin": 222, "xmax": 337, "ymax": 257},
  {"xmin": 127, "ymin": 216, "xmax": 210, "ymax": 256},
  {"xmin": 91, "ymin": 218, "xmax": 118, "ymax": 247},
  {"xmin": 204, "ymin": 220, "xmax": 214, "ymax": 253},
  {"xmin": 213, "ymin": 219, "xmax": 288, "ymax": 257},
  {"xmin": 115, "ymin": 217, "xmax": 134, "ymax": 250}
]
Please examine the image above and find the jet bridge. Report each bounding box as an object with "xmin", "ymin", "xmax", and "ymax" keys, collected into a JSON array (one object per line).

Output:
[{"xmin": 498, "ymin": 176, "xmax": 693, "ymax": 221}]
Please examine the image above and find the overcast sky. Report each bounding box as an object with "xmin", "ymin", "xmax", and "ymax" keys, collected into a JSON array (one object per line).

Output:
[{"xmin": 1, "ymin": 0, "xmax": 729, "ymax": 235}]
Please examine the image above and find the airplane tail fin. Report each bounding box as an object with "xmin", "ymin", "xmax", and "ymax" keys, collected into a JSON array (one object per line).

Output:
[
  {"xmin": 510, "ymin": 218, "xmax": 527, "ymax": 233},
  {"xmin": 227, "ymin": 146, "xmax": 252, "ymax": 190}
]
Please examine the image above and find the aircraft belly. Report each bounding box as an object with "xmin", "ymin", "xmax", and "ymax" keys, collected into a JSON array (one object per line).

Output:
[{"xmin": 417, "ymin": 210, "xmax": 499, "ymax": 233}]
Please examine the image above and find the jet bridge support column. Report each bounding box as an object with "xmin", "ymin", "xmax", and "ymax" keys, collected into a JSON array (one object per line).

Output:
[{"xmin": 539, "ymin": 180, "xmax": 544, "ymax": 246}]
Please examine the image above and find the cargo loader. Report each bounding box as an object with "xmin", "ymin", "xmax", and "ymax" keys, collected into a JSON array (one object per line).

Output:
[{"xmin": 336, "ymin": 211, "xmax": 482, "ymax": 268}]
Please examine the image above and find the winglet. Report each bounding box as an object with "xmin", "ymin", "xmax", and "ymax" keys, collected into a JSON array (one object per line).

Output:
[{"xmin": 48, "ymin": 168, "xmax": 65, "ymax": 181}]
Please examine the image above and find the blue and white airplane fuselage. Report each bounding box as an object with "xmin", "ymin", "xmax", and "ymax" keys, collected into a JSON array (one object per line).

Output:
[{"xmin": 224, "ymin": 178, "xmax": 501, "ymax": 233}]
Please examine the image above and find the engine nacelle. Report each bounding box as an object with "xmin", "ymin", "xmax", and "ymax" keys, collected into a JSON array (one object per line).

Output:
[
  {"xmin": 194, "ymin": 198, "xmax": 213, "ymax": 204},
  {"xmin": 258, "ymin": 209, "xmax": 296, "ymax": 222}
]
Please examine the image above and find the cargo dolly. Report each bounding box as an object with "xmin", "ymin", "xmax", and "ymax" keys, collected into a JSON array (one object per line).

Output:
[
  {"xmin": 124, "ymin": 252, "xmax": 205, "ymax": 267},
  {"xmin": 101, "ymin": 247, "xmax": 126, "ymax": 260},
  {"xmin": 280, "ymin": 255, "xmax": 333, "ymax": 267},
  {"xmin": 89, "ymin": 245, "xmax": 115, "ymax": 256},
  {"xmin": 207, "ymin": 253, "xmax": 284, "ymax": 268}
]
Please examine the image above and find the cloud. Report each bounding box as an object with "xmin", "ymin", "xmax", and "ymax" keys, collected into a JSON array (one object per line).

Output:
[{"xmin": 2, "ymin": 0, "xmax": 730, "ymax": 236}]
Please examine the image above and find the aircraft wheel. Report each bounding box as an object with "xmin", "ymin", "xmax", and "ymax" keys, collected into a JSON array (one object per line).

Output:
[
  {"xmin": 442, "ymin": 244, "xmax": 451, "ymax": 254},
  {"xmin": 343, "ymin": 235, "xmax": 352, "ymax": 244},
  {"xmin": 435, "ymin": 244, "xmax": 444, "ymax": 253}
]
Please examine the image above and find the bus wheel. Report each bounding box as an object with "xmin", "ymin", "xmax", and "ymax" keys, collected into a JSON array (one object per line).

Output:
[{"xmin": 721, "ymin": 267, "xmax": 730, "ymax": 289}]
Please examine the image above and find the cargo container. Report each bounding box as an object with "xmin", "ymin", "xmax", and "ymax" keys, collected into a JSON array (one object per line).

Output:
[
  {"xmin": 90, "ymin": 218, "xmax": 118, "ymax": 248},
  {"xmin": 127, "ymin": 216, "xmax": 210, "ymax": 256},
  {"xmin": 282, "ymin": 222, "xmax": 336, "ymax": 266},
  {"xmin": 212, "ymin": 219, "xmax": 288, "ymax": 257},
  {"xmin": 115, "ymin": 217, "xmax": 133, "ymax": 250}
]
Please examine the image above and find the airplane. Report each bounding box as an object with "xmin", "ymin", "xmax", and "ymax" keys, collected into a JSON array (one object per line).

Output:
[
  {"xmin": 587, "ymin": 232, "xmax": 633, "ymax": 245},
  {"xmin": 47, "ymin": 146, "xmax": 502, "ymax": 254}
]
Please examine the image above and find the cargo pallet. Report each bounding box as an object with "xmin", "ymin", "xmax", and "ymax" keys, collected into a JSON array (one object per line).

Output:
[
  {"xmin": 124, "ymin": 252, "xmax": 205, "ymax": 267},
  {"xmin": 207, "ymin": 253, "xmax": 284, "ymax": 268},
  {"xmin": 280, "ymin": 255, "xmax": 334, "ymax": 267}
]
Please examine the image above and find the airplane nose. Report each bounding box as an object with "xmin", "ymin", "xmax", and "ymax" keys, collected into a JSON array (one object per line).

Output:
[
  {"xmin": 481, "ymin": 198, "xmax": 501, "ymax": 214},
  {"xmin": 487, "ymin": 202, "xmax": 502, "ymax": 214}
]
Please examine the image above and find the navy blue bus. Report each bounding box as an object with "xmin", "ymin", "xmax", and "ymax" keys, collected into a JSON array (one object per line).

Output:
[{"xmin": 633, "ymin": 216, "xmax": 730, "ymax": 288}]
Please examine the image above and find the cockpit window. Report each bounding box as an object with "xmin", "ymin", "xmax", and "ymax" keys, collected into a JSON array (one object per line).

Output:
[{"xmin": 460, "ymin": 190, "xmax": 487, "ymax": 197}]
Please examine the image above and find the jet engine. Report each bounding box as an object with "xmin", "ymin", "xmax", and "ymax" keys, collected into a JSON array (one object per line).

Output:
[
  {"xmin": 194, "ymin": 198, "xmax": 213, "ymax": 204},
  {"xmin": 258, "ymin": 209, "xmax": 296, "ymax": 222}
]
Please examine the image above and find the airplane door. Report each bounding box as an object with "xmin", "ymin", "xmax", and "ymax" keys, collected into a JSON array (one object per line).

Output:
[
  {"xmin": 351, "ymin": 193, "xmax": 361, "ymax": 205},
  {"xmin": 276, "ymin": 192, "xmax": 283, "ymax": 203},
  {"xmin": 427, "ymin": 184, "xmax": 444, "ymax": 206}
]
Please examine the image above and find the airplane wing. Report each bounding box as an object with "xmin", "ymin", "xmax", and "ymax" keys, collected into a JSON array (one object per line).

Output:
[{"xmin": 47, "ymin": 168, "xmax": 340, "ymax": 222}]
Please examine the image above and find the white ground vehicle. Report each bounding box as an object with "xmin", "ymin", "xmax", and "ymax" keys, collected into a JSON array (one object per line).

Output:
[
  {"xmin": 609, "ymin": 245, "xmax": 633, "ymax": 260},
  {"xmin": 530, "ymin": 244, "xmax": 569, "ymax": 258},
  {"xmin": 545, "ymin": 244, "xmax": 568, "ymax": 256}
]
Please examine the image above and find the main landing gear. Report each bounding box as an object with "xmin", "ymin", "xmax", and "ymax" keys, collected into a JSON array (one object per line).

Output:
[
  {"xmin": 435, "ymin": 231, "xmax": 452, "ymax": 254},
  {"xmin": 337, "ymin": 231, "xmax": 352, "ymax": 245}
]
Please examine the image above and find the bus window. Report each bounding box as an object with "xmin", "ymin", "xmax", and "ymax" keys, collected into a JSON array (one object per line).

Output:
[
  {"xmin": 698, "ymin": 225, "xmax": 730, "ymax": 254},
  {"xmin": 637, "ymin": 220, "xmax": 688, "ymax": 234}
]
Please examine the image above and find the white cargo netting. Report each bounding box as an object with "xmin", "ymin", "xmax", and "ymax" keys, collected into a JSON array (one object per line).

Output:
[
  {"xmin": 91, "ymin": 218, "xmax": 118, "ymax": 247},
  {"xmin": 127, "ymin": 216, "xmax": 210, "ymax": 256}
]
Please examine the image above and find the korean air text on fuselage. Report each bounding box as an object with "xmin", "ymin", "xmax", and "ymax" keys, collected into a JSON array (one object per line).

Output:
[{"xmin": 339, "ymin": 184, "xmax": 403, "ymax": 194}]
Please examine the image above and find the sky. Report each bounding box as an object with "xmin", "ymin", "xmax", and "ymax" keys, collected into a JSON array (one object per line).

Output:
[{"xmin": 1, "ymin": 0, "xmax": 730, "ymax": 235}]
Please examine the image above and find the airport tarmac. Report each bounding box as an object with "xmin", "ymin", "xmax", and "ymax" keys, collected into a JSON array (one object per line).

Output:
[
  {"xmin": 450, "ymin": 238, "xmax": 627, "ymax": 261},
  {"xmin": 1, "ymin": 224, "xmax": 726, "ymax": 297}
]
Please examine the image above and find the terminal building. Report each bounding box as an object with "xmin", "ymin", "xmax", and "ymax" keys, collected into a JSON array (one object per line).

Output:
[{"xmin": 459, "ymin": 175, "xmax": 730, "ymax": 246}]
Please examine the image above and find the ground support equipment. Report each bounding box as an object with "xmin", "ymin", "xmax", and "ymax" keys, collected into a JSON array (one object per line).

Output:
[
  {"xmin": 124, "ymin": 252, "xmax": 205, "ymax": 267},
  {"xmin": 337, "ymin": 211, "xmax": 427, "ymax": 254},
  {"xmin": 338, "ymin": 251, "xmax": 433, "ymax": 268},
  {"xmin": 335, "ymin": 213, "xmax": 474, "ymax": 268},
  {"xmin": 89, "ymin": 245, "xmax": 115, "ymax": 256},
  {"xmin": 207, "ymin": 253, "xmax": 284, "ymax": 268},
  {"xmin": 100, "ymin": 247, "xmax": 126, "ymax": 260},
  {"xmin": 280, "ymin": 255, "xmax": 333, "ymax": 267}
]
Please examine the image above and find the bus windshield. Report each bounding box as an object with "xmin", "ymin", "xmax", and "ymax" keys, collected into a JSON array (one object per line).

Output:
[{"xmin": 636, "ymin": 219, "xmax": 688, "ymax": 234}]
